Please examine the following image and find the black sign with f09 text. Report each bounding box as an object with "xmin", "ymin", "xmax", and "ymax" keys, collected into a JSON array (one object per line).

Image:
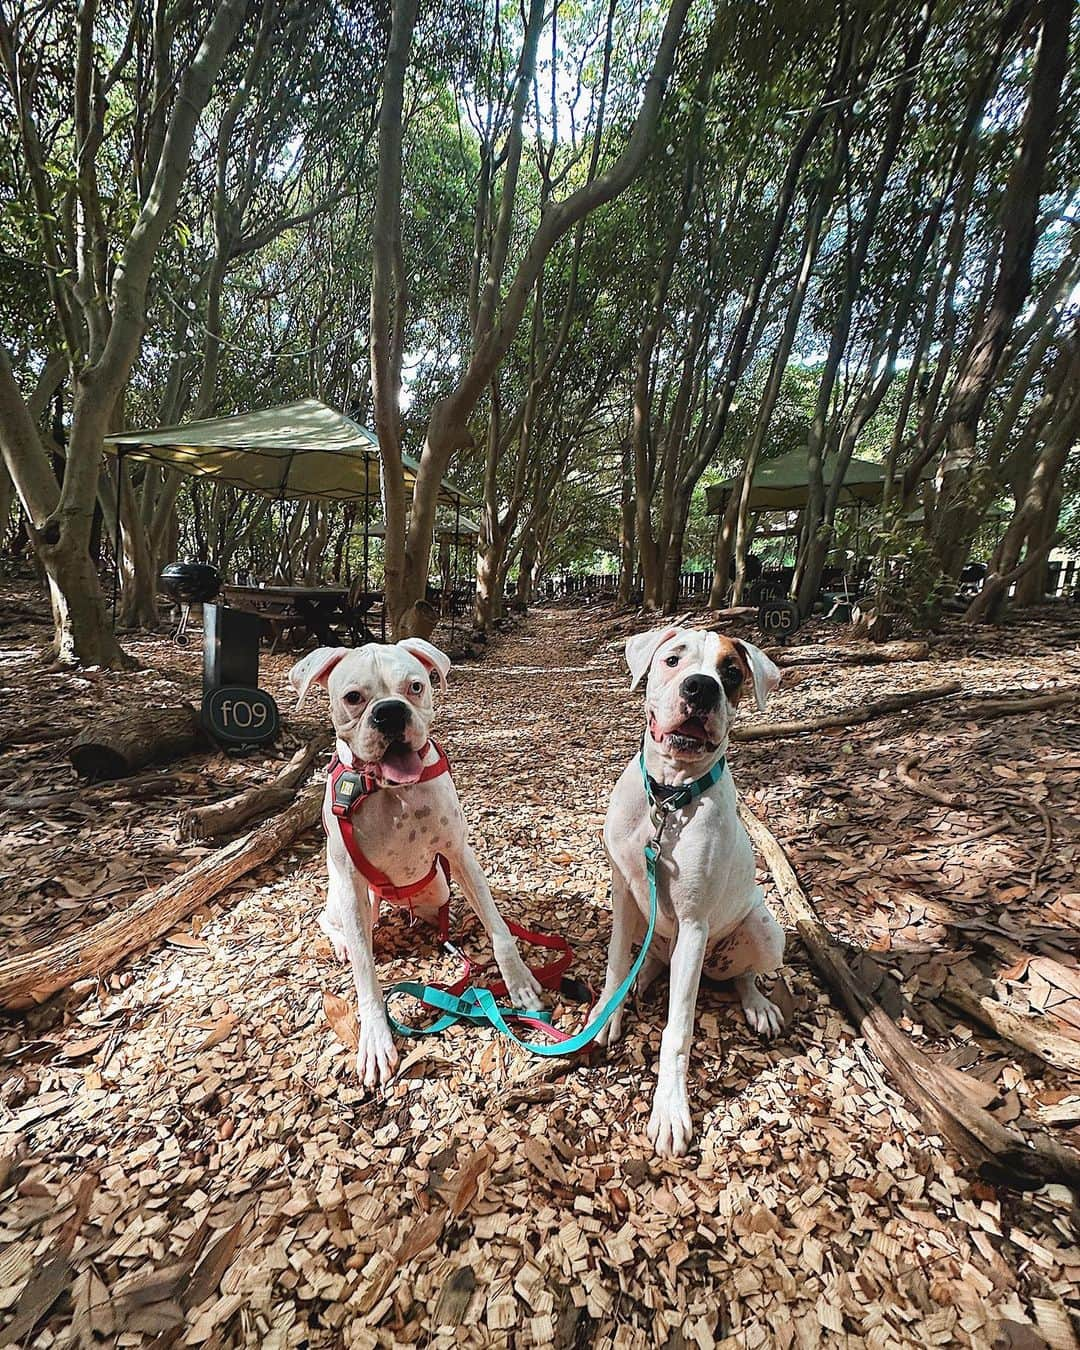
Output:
[{"xmin": 203, "ymin": 686, "xmax": 280, "ymax": 746}]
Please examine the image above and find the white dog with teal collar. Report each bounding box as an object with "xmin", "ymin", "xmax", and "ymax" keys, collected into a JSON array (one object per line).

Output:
[{"xmin": 598, "ymin": 626, "xmax": 785, "ymax": 1157}]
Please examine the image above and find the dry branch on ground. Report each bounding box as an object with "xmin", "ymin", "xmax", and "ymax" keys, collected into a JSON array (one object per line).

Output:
[
  {"xmin": 731, "ymin": 681, "xmax": 962, "ymax": 741},
  {"xmin": 0, "ymin": 783, "xmax": 322, "ymax": 1009},
  {"xmin": 739, "ymin": 800, "xmax": 1080, "ymax": 1197},
  {"xmin": 179, "ymin": 738, "xmax": 323, "ymax": 840}
]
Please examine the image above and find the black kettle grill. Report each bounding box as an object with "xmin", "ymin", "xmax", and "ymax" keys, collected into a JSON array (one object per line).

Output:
[{"xmin": 160, "ymin": 562, "xmax": 222, "ymax": 645}]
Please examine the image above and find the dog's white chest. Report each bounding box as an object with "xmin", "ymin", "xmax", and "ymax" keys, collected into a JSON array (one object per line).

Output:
[
  {"xmin": 326, "ymin": 779, "xmax": 463, "ymax": 883},
  {"xmin": 604, "ymin": 757, "xmax": 757, "ymax": 938}
]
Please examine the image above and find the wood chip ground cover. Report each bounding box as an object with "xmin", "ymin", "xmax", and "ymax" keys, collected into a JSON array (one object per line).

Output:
[{"xmin": 1, "ymin": 582, "xmax": 1078, "ymax": 1348}]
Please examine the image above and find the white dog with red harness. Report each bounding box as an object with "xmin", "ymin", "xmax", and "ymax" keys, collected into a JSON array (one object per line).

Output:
[
  {"xmin": 596, "ymin": 626, "xmax": 786, "ymax": 1157},
  {"xmin": 290, "ymin": 638, "xmax": 541, "ymax": 1086}
]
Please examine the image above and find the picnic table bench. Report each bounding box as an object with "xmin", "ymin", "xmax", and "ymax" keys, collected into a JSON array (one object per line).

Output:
[{"xmin": 223, "ymin": 584, "xmax": 385, "ymax": 651}]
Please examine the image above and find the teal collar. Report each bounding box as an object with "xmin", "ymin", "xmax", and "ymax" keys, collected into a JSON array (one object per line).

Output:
[{"xmin": 639, "ymin": 738, "xmax": 725, "ymax": 838}]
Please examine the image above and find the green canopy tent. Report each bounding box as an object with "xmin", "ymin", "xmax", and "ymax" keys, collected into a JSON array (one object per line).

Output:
[
  {"xmin": 103, "ymin": 399, "xmax": 473, "ymax": 504},
  {"xmin": 704, "ymin": 449, "xmax": 900, "ymax": 515},
  {"xmin": 103, "ymin": 399, "xmax": 475, "ymax": 621}
]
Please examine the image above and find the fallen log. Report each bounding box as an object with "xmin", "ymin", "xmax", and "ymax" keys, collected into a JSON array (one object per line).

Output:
[
  {"xmin": 766, "ymin": 640, "xmax": 930, "ymax": 669},
  {"xmin": 943, "ymin": 974, "xmax": 1080, "ymax": 1076},
  {"xmin": 957, "ymin": 689, "xmax": 1078, "ymax": 719},
  {"xmin": 739, "ymin": 801, "xmax": 1080, "ymax": 1194},
  {"xmin": 179, "ymin": 739, "xmax": 323, "ymax": 841},
  {"xmin": 0, "ymin": 782, "xmax": 323, "ymax": 1010},
  {"xmin": 731, "ymin": 681, "xmax": 962, "ymax": 742},
  {"xmin": 69, "ymin": 705, "xmax": 204, "ymax": 781}
]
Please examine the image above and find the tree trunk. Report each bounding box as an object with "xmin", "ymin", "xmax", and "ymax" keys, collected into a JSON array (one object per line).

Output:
[
  {"xmin": 393, "ymin": 0, "xmax": 693, "ymax": 633},
  {"xmin": 731, "ymin": 166, "xmax": 834, "ymax": 604},
  {"xmin": 0, "ymin": 460, "xmax": 14, "ymax": 550},
  {"xmin": 1013, "ymin": 478, "xmax": 1062, "ymax": 607},
  {"xmin": 795, "ymin": 14, "xmax": 930, "ymax": 616},
  {"xmin": 0, "ymin": 0, "xmax": 246, "ymax": 666},
  {"xmin": 475, "ymin": 533, "xmax": 505, "ymax": 632},
  {"xmin": 929, "ymin": 0, "xmax": 1072, "ymax": 576},
  {"xmin": 965, "ymin": 360, "xmax": 1080, "ymax": 622},
  {"xmin": 516, "ymin": 528, "xmax": 537, "ymax": 604},
  {"xmin": 618, "ymin": 439, "xmax": 635, "ymax": 605},
  {"xmin": 117, "ymin": 460, "xmax": 160, "ymax": 628},
  {"xmin": 660, "ymin": 484, "xmax": 693, "ymax": 612},
  {"xmin": 369, "ymin": 0, "xmax": 420, "ymax": 636}
]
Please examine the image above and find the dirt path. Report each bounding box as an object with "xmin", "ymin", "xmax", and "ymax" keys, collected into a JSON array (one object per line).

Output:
[{"xmin": 1, "ymin": 604, "xmax": 1078, "ymax": 1348}]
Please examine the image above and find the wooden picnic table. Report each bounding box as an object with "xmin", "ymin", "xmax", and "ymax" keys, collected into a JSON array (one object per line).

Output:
[{"xmin": 223, "ymin": 584, "xmax": 384, "ymax": 649}]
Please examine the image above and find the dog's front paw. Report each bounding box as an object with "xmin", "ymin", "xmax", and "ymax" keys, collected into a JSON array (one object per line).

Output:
[
  {"xmin": 355, "ymin": 1016, "xmax": 399, "ymax": 1088},
  {"xmin": 495, "ymin": 943, "xmax": 542, "ymax": 1009},
  {"xmin": 738, "ymin": 977, "xmax": 785, "ymax": 1039},
  {"xmin": 648, "ymin": 1078, "xmax": 693, "ymax": 1157}
]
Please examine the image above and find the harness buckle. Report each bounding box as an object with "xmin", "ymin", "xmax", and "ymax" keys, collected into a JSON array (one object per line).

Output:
[{"xmin": 331, "ymin": 770, "xmax": 368, "ymax": 817}]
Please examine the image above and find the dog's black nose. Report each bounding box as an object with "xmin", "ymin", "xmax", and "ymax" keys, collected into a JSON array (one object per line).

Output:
[
  {"xmin": 680, "ymin": 673, "xmax": 720, "ymax": 712},
  {"xmin": 369, "ymin": 699, "xmax": 410, "ymax": 737}
]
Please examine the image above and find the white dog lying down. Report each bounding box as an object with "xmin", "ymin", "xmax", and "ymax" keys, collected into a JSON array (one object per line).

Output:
[
  {"xmin": 290, "ymin": 638, "xmax": 541, "ymax": 1086},
  {"xmin": 596, "ymin": 626, "xmax": 786, "ymax": 1157}
]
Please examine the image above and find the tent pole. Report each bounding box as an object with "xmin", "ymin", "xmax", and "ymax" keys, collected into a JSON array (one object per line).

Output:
[
  {"xmin": 363, "ymin": 470, "xmax": 370, "ymax": 596},
  {"xmin": 451, "ymin": 497, "xmax": 461, "ymax": 644},
  {"xmin": 111, "ymin": 446, "xmax": 124, "ymax": 629}
]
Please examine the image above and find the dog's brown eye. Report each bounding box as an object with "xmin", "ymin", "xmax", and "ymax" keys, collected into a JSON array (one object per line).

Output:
[
  {"xmin": 720, "ymin": 662, "xmax": 743, "ymax": 693},
  {"xmin": 343, "ymin": 690, "xmax": 364, "ymax": 706},
  {"xmin": 408, "ymin": 679, "xmax": 425, "ymax": 696},
  {"xmin": 664, "ymin": 653, "xmax": 680, "ymax": 668}
]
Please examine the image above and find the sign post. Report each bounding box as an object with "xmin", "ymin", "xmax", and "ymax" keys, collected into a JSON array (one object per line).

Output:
[
  {"xmin": 202, "ymin": 603, "xmax": 281, "ymax": 747},
  {"xmin": 757, "ymin": 597, "xmax": 800, "ymax": 643}
]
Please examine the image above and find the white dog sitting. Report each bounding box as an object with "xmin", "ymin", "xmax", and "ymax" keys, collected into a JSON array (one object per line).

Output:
[
  {"xmin": 290, "ymin": 638, "xmax": 541, "ymax": 1086},
  {"xmin": 596, "ymin": 626, "xmax": 786, "ymax": 1156}
]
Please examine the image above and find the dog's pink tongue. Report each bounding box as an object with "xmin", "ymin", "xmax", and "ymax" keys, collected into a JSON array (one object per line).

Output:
[{"xmin": 380, "ymin": 743, "xmax": 424, "ymax": 784}]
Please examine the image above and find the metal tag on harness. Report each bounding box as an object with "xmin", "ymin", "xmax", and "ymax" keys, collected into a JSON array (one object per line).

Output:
[{"xmin": 331, "ymin": 770, "xmax": 368, "ymax": 817}]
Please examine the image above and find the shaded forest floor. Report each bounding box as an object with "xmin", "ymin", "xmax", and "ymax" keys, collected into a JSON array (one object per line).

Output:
[{"xmin": 1, "ymin": 581, "xmax": 1079, "ymax": 1347}]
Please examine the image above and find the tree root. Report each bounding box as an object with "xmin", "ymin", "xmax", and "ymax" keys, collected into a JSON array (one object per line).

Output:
[{"xmin": 896, "ymin": 753, "xmax": 966, "ymax": 809}]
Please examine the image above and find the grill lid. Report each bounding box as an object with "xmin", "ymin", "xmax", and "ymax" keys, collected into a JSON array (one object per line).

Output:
[{"xmin": 160, "ymin": 562, "xmax": 222, "ymax": 602}]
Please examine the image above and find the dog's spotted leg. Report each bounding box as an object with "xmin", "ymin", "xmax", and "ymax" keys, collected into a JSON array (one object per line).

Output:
[
  {"xmin": 446, "ymin": 838, "xmax": 542, "ymax": 1009},
  {"xmin": 318, "ymin": 900, "xmax": 349, "ymax": 964},
  {"xmin": 706, "ymin": 903, "xmax": 785, "ymax": 1039},
  {"xmin": 330, "ymin": 859, "xmax": 399, "ymax": 1087}
]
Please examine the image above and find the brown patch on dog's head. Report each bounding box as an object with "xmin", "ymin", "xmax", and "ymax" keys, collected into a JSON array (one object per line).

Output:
[{"xmin": 715, "ymin": 635, "xmax": 751, "ymax": 705}]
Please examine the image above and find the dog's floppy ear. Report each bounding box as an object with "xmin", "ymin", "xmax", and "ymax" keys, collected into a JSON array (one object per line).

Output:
[
  {"xmin": 734, "ymin": 639, "xmax": 781, "ymax": 712},
  {"xmin": 626, "ymin": 627, "xmax": 680, "ymax": 691},
  {"xmin": 397, "ymin": 637, "xmax": 451, "ymax": 688},
  {"xmin": 289, "ymin": 646, "xmax": 349, "ymax": 709}
]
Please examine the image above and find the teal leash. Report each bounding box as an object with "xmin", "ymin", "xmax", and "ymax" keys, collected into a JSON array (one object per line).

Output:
[{"xmin": 387, "ymin": 743, "xmax": 726, "ymax": 1054}]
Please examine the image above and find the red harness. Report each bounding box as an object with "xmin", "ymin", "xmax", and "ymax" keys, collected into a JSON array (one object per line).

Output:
[
  {"xmin": 326, "ymin": 740, "xmax": 453, "ymax": 940},
  {"xmin": 326, "ymin": 740, "xmax": 584, "ymax": 1034}
]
